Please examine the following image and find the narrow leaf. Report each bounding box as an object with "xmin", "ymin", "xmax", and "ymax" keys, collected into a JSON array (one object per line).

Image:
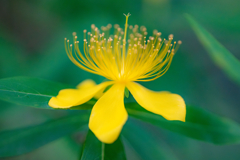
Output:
[
  {"xmin": 0, "ymin": 111, "xmax": 90, "ymax": 157},
  {"xmin": 126, "ymin": 103, "xmax": 240, "ymax": 145},
  {"xmin": 0, "ymin": 77, "xmax": 95, "ymax": 109},
  {"xmin": 103, "ymin": 84, "xmax": 113, "ymax": 93},
  {"xmin": 122, "ymin": 119, "xmax": 178, "ymax": 160},
  {"xmin": 80, "ymin": 130, "xmax": 126, "ymax": 160},
  {"xmin": 0, "ymin": 77, "xmax": 71, "ymax": 109},
  {"xmin": 186, "ymin": 14, "xmax": 240, "ymax": 85},
  {"xmin": 124, "ymin": 87, "xmax": 129, "ymax": 98}
]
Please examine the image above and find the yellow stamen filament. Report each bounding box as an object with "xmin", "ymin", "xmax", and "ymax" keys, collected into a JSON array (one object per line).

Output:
[{"xmin": 64, "ymin": 14, "xmax": 181, "ymax": 83}]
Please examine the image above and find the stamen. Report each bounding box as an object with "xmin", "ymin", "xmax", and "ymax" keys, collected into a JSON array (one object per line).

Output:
[{"xmin": 64, "ymin": 14, "xmax": 181, "ymax": 82}]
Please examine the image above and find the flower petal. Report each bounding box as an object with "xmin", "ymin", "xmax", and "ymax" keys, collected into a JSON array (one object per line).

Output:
[
  {"xmin": 48, "ymin": 81, "xmax": 113, "ymax": 108},
  {"xmin": 89, "ymin": 83, "xmax": 128, "ymax": 144},
  {"xmin": 126, "ymin": 82, "xmax": 186, "ymax": 122},
  {"xmin": 77, "ymin": 79, "xmax": 103, "ymax": 99},
  {"xmin": 76, "ymin": 79, "xmax": 96, "ymax": 89}
]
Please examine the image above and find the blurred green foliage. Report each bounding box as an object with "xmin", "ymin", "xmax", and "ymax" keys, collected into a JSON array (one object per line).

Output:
[
  {"xmin": 0, "ymin": 0, "xmax": 240, "ymax": 159},
  {"xmin": 0, "ymin": 113, "xmax": 89, "ymax": 157},
  {"xmin": 122, "ymin": 118, "xmax": 179, "ymax": 160},
  {"xmin": 80, "ymin": 130, "xmax": 126, "ymax": 160},
  {"xmin": 186, "ymin": 14, "xmax": 240, "ymax": 86}
]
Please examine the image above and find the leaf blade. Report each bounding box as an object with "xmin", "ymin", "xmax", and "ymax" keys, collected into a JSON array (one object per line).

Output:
[
  {"xmin": 0, "ymin": 77, "xmax": 95, "ymax": 110},
  {"xmin": 122, "ymin": 119, "xmax": 178, "ymax": 160},
  {"xmin": 80, "ymin": 130, "xmax": 126, "ymax": 160},
  {"xmin": 186, "ymin": 14, "xmax": 240, "ymax": 85},
  {"xmin": 0, "ymin": 111, "xmax": 90, "ymax": 157},
  {"xmin": 126, "ymin": 103, "xmax": 240, "ymax": 145},
  {"xmin": 0, "ymin": 77, "xmax": 71, "ymax": 109}
]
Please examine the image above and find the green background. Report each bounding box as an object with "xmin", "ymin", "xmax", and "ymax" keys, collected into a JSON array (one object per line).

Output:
[{"xmin": 0, "ymin": 0, "xmax": 240, "ymax": 159}]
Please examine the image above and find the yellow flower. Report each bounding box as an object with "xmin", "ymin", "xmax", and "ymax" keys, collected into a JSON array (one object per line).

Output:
[{"xmin": 48, "ymin": 13, "xmax": 186, "ymax": 144}]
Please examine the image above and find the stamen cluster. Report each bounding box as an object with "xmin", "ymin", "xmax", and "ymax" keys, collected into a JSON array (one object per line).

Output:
[{"xmin": 65, "ymin": 16, "xmax": 181, "ymax": 82}]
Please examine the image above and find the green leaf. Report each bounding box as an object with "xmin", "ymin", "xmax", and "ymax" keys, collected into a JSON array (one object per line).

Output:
[
  {"xmin": 124, "ymin": 87, "xmax": 129, "ymax": 98},
  {"xmin": 0, "ymin": 111, "xmax": 90, "ymax": 157},
  {"xmin": 80, "ymin": 130, "xmax": 126, "ymax": 160},
  {"xmin": 103, "ymin": 84, "xmax": 113, "ymax": 93},
  {"xmin": 0, "ymin": 76, "xmax": 95, "ymax": 110},
  {"xmin": 126, "ymin": 103, "xmax": 240, "ymax": 145},
  {"xmin": 0, "ymin": 77, "xmax": 71, "ymax": 109},
  {"xmin": 122, "ymin": 119, "xmax": 178, "ymax": 160},
  {"xmin": 186, "ymin": 14, "xmax": 240, "ymax": 86}
]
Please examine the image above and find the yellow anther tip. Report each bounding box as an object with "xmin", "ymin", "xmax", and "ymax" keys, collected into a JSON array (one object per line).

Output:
[
  {"xmin": 168, "ymin": 34, "xmax": 174, "ymax": 39},
  {"xmin": 107, "ymin": 24, "xmax": 112, "ymax": 28},
  {"xmin": 123, "ymin": 13, "xmax": 131, "ymax": 17},
  {"xmin": 91, "ymin": 24, "xmax": 95, "ymax": 29}
]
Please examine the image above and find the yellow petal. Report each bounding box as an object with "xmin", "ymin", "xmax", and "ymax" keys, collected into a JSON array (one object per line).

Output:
[
  {"xmin": 89, "ymin": 83, "xmax": 128, "ymax": 144},
  {"xmin": 126, "ymin": 82, "xmax": 186, "ymax": 122},
  {"xmin": 77, "ymin": 79, "xmax": 104, "ymax": 99},
  {"xmin": 48, "ymin": 81, "xmax": 113, "ymax": 108},
  {"xmin": 76, "ymin": 79, "xmax": 96, "ymax": 89}
]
